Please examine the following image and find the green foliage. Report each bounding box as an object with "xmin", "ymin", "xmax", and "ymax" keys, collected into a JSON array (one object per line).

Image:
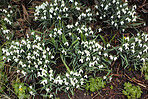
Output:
[
  {"xmin": 122, "ymin": 82, "xmax": 142, "ymax": 99},
  {"xmin": 85, "ymin": 77, "xmax": 106, "ymax": 92},
  {"xmin": 1, "ymin": 0, "xmax": 145, "ymax": 98},
  {"xmin": 144, "ymin": 61, "xmax": 148, "ymax": 80},
  {"xmin": 114, "ymin": 32, "xmax": 148, "ymax": 70},
  {"xmin": 95, "ymin": 0, "xmax": 141, "ymax": 32},
  {"xmin": 34, "ymin": 0, "xmax": 95, "ymax": 30},
  {"xmin": 0, "ymin": 4, "xmax": 14, "ymax": 41},
  {"xmin": 0, "ymin": 46, "xmax": 8, "ymax": 94},
  {"xmin": 12, "ymin": 78, "xmax": 31, "ymax": 99},
  {"xmin": 110, "ymin": 85, "xmax": 113, "ymax": 89}
]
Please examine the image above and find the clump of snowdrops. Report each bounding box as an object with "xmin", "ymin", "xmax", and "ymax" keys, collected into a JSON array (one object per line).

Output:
[
  {"xmin": 0, "ymin": 5, "xmax": 14, "ymax": 40},
  {"xmin": 95, "ymin": 0, "xmax": 139, "ymax": 32},
  {"xmin": 34, "ymin": 0, "xmax": 95, "ymax": 30},
  {"xmin": 1, "ymin": 0, "xmax": 120, "ymax": 98},
  {"xmin": 115, "ymin": 32, "xmax": 148, "ymax": 70}
]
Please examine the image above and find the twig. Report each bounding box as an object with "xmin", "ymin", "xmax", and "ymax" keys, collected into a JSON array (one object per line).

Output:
[{"xmin": 125, "ymin": 74, "xmax": 147, "ymax": 88}]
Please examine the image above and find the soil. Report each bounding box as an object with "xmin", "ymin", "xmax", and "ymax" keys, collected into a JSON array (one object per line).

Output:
[
  {"xmin": 1, "ymin": 0, "xmax": 148, "ymax": 99},
  {"xmin": 57, "ymin": 61, "xmax": 148, "ymax": 99}
]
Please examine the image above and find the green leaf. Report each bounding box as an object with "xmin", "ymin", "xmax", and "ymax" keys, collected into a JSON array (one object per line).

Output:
[
  {"xmin": 62, "ymin": 34, "xmax": 67, "ymax": 43},
  {"xmin": 0, "ymin": 47, "xmax": 2, "ymax": 56},
  {"xmin": 99, "ymin": 35, "xmax": 106, "ymax": 45},
  {"xmin": 51, "ymin": 38, "xmax": 57, "ymax": 49},
  {"xmin": 122, "ymin": 90, "xmax": 128, "ymax": 95},
  {"xmin": 110, "ymin": 85, "xmax": 113, "ymax": 89},
  {"xmin": 0, "ymin": 62, "xmax": 4, "ymax": 69},
  {"xmin": 68, "ymin": 39, "xmax": 78, "ymax": 50},
  {"xmin": 130, "ymin": 22, "xmax": 143, "ymax": 27},
  {"xmin": 32, "ymin": 30, "xmax": 44, "ymax": 34},
  {"xmin": 109, "ymin": 34, "xmax": 116, "ymax": 43}
]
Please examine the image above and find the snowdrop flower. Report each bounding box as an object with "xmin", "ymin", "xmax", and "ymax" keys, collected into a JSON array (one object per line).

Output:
[
  {"xmin": 139, "ymin": 52, "xmax": 142, "ymax": 55},
  {"xmin": 70, "ymin": 79, "xmax": 75, "ymax": 86},
  {"xmin": 62, "ymin": 50, "xmax": 67, "ymax": 55},
  {"xmin": 6, "ymin": 52, "xmax": 10, "ymax": 56},
  {"xmin": 75, "ymin": 1, "xmax": 78, "ymax": 5},
  {"xmin": 21, "ymin": 39, "xmax": 26, "ymax": 45},
  {"xmin": 7, "ymin": 58, "xmax": 11, "ymax": 62},
  {"xmin": 64, "ymin": 42, "xmax": 69, "ymax": 46},
  {"xmin": 2, "ymin": 30, "xmax": 10, "ymax": 34},
  {"xmin": 99, "ymin": 52, "xmax": 101, "ymax": 55},
  {"xmin": 79, "ymin": 69, "xmax": 83, "ymax": 74},
  {"xmin": 137, "ymin": 55, "xmax": 140, "ymax": 58},
  {"xmin": 104, "ymin": 53, "xmax": 108, "ymax": 57},
  {"xmin": 120, "ymin": 21, "xmax": 124, "ymax": 25},
  {"xmin": 67, "ymin": 24, "xmax": 73, "ymax": 29},
  {"xmin": 21, "ymin": 71, "xmax": 26, "ymax": 76},
  {"xmin": 51, "ymin": 56, "xmax": 54, "ymax": 59},
  {"xmin": 123, "ymin": 43, "xmax": 129, "ymax": 50},
  {"xmin": 93, "ymin": 56, "xmax": 96, "ymax": 60},
  {"xmin": 131, "ymin": 43, "xmax": 135, "ymax": 46},
  {"xmin": 86, "ymin": 8, "xmax": 91, "ymax": 12},
  {"xmin": 109, "ymin": 55, "xmax": 114, "ymax": 60},
  {"xmin": 66, "ymin": 73, "xmax": 70, "ymax": 77},
  {"xmin": 101, "ymin": 4, "xmax": 104, "ymax": 7},
  {"xmin": 69, "ymin": 32, "xmax": 72, "ymax": 36},
  {"xmin": 112, "ymin": 0, "xmax": 115, "ymax": 3},
  {"xmin": 89, "ymin": 17, "xmax": 92, "ymax": 21},
  {"xmin": 69, "ymin": 0, "xmax": 73, "ymax": 2},
  {"xmin": 75, "ymin": 22, "xmax": 79, "ymax": 26},
  {"xmin": 96, "ymin": 12, "xmax": 99, "ymax": 15},
  {"xmin": 70, "ymin": 71, "xmax": 74, "ymax": 75},
  {"xmin": 126, "ymin": 17, "xmax": 131, "ymax": 22},
  {"xmin": 98, "ymin": 28, "xmax": 102, "ymax": 32},
  {"xmin": 3, "ymin": 9, "xmax": 7, "ymax": 13},
  {"xmin": 107, "ymin": 43, "xmax": 111, "ymax": 47},
  {"xmin": 79, "ymin": 59, "xmax": 83, "ymax": 63},
  {"xmin": 86, "ymin": 57, "xmax": 90, "ymax": 61},
  {"xmin": 76, "ymin": 7, "xmax": 80, "ymax": 10},
  {"xmin": 135, "ymin": 37, "xmax": 138, "ymax": 42},
  {"xmin": 114, "ymin": 57, "xmax": 117, "ymax": 61},
  {"xmin": 57, "ymin": 16, "xmax": 61, "ymax": 20},
  {"xmin": 125, "ymin": 37, "xmax": 129, "ymax": 41},
  {"xmin": 46, "ymin": 88, "xmax": 50, "ymax": 92},
  {"xmin": 131, "ymin": 50, "xmax": 135, "ymax": 53},
  {"xmin": 57, "ymin": 29, "xmax": 62, "ymax": 35},
  {"xmin": 103, "ymin": 76, "xmax": 106, "ymax": 79},
  {"xmin": 95, "ymin": 5, "xmax": 98, "ymax": 9},
  {"xmin": 104, "ymin": 5, "xmax": 108, "ymax": 10},
  {"xmin": 36, "ymin": 35, "xmax": 41, "ymax": 41},
  {"xmin": 98, "ymin": 65, "xmax": 103, "ymax": 69},
  {"xmin": 114, "ymin": 23, "xmax": 117, "ymax": 27},
  {"xmin": 80, "ymin": 78, "xmax": 84, "ymax": 85},
  {"xmin": 143, "ymin": 48, "xmax": 148, "ymax": 53},
  {"xmin": 66, "ymin": 87, "xmax": 69, "ymax": 90},
  {"xmin": 76, "ymin": 85, "xmax": 80, "ymax": 88},
  {"xmin": 41, "ymin": 79, "xmax": 48, "ymax": 85},
  {"xmin": 6, "ymin": 36, "xmax": 9, "ymax": 40},
  {"xmin": 141, "ymin": 58, "xmax": 145, "ymax": 62},
  {"xmin": 89, "ymin": 62, "xmax": 95, "ymax": 67},
  {"xmin": 63, "ymin": 78, "xmax": 69, "ymax": 85},
  {"xmin": 73, "ymin": 72, "xmax": 79, "ymax": 76},
  {"xmin": 84, "ymin": 75, "xmax": 88, "ymax": 78}
]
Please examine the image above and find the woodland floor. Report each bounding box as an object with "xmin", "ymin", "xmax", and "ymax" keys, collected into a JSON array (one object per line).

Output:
[{"xmin": 1, "ymin": 0, "xmax": 148, "ymax": 99}]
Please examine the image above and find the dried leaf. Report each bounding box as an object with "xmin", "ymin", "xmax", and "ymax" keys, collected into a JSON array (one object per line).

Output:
[{"xmin": 21, "ymin": 4, "xmax": 29, "ymax": 18}]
